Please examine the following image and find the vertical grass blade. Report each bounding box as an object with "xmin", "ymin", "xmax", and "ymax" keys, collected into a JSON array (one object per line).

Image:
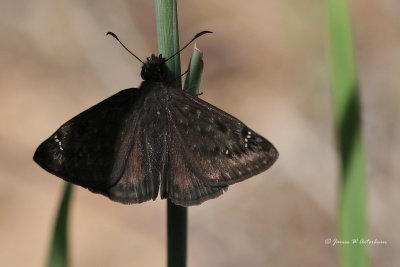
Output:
[
  {"xmin": 154, "ymin": 1, "xmax": 187, "ymax": 267},
  {"xmin": 184, "ymin": 46, "xmax": 204, "ymax": 94},
  {"xmin": 166, "ymin": 200, "xmax": 187, "ymax": 267},
  {"xmin": 47, "ymin": 183, "xmax": 73, "ymax": 267},
  {"xmin": 155, "ymin": 0, "xmax": 182, "ymax": 89},
  {"xmin": 326, "ymin": 0, "xmax": 369, "ymax": 266}
]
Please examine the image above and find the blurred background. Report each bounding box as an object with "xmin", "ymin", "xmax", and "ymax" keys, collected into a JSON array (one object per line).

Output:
[{"xmin": 0, "ymin": 0, "xmax": 399, "ymax": 266}]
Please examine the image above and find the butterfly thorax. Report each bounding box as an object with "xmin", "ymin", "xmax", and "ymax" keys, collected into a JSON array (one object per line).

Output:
[{"xmin": 141, "ymin": 54, "xmax": 170, "ymax": 83}]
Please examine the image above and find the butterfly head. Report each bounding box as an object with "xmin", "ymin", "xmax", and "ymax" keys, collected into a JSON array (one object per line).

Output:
[{"xmin": 141, "ymin": 54, "xmax": 169, "ymax": 82}]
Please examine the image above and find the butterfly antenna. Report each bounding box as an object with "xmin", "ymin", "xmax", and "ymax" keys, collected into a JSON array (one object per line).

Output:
[
  {"xmin": 106, "ymin": 32, "xmax": 144, "ymax": 64},
  {"xmin": 165, "ymin": 31, "xmax": 213, "ymax": 62},
  {"xmin": 178, "ymin": 69, "xmax": 189, "ymax": 78}
]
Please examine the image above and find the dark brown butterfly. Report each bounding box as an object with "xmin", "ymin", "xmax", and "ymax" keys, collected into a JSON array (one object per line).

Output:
[{"xmin": 33, "ymin": 32, "xmax": 278, "ymax": 206}]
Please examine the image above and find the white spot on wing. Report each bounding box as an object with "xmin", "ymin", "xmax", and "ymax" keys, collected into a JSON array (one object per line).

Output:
[{"xmin": 54, "ymin": 135, "xmax": 64, "ymax": 151}]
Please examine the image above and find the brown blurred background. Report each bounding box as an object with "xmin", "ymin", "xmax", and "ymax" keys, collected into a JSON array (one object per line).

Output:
[{"xmin": 0, "ymin": 0, "xmax": 399, "ymax": 266}]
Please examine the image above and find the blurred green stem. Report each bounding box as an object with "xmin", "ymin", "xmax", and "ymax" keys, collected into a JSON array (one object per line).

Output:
[
  {"xmin": 326, "ymin": 0, "xmax": 369, "ymax": 266},
  {"xmin": 47, "ymin": 183, "xmax": 73, "ymax": 267}
]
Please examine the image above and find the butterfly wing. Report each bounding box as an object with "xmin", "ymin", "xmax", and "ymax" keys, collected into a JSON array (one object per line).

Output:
[
  {"xmin": 163, "ymin": 88, "xmax": 278, "ymax": 205},
  {"xmin": 34, "ymin": 83, "xmax": 278, "ymax": 206},
  {"xmin": 34, "ymin": 88, "xmax": 162, "ymax": 203},
  {"xmin": 162, "ymin": 126, "xmax": 227, "ymax": 205},
  {"xmin": 107, "ymin": 83, "xmax": 169, "ymax": 203}
]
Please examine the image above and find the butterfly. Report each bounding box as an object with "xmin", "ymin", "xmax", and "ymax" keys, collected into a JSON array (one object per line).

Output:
[{"xmin": 33, "ymin": 32, "xmax": 278, "ymax": 206}]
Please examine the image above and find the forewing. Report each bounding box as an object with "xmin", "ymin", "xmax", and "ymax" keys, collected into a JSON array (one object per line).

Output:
[
  {"xmin": 34, "ymin": 88, "xmax": 159, "ymax": 203},
  {"xmin": 167, "ymin": 88, "xmax": 278, "ymax": 189}
]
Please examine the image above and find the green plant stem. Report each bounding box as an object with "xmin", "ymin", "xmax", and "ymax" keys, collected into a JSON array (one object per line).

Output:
[
  {"xmin": 47, "ymin": 183, "xmax": 73, "ymax": 267},
  {"xmin": 166, "ymin": 200, "xmax": 187, "ymax": 267},
  {"xmin": 326, "ymin": 0, "xmax": 369, "ymax": 266},
  {"xmin": 154, "ymin": 1, "xmax": 187, "ymax": 267},
  {"xmin": 155, "ymin": 0, "xmax": 182, "ymax": 89},
  {"xmin": 184, "ymin": 46, "xmax": 204, "ymax": 94}
]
